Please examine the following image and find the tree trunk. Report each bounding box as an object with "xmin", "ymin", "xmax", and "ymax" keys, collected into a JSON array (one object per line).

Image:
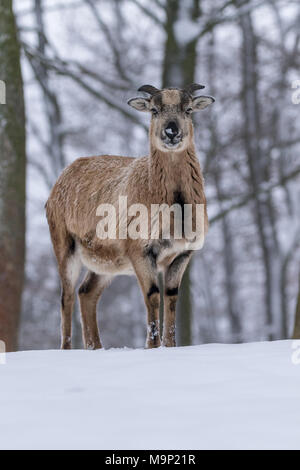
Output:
[
  {"xmin": 267, "ymin": 2, "xmax": 300, "ymax": 340},
  {"xmin": 292, "ymin": 277, "xmax": 300, "ymax": 339},
  {"xmin": 0, "ymin": 0, "xmax": 26, "ymax": 352},
  {"xmin": 239, "ymin": 6, "xmax": 281, "ymax": 340},
  {"xmin": 161, "ymin": 0, "xmax": 201, "ymax": 346},
  {"xmin": 33, "ymin": 0, "xmax": 66, "ymax": 181},
  {"xmin": 162, "ymin": 0, "xmax": 201, "ymax": 88},
  {"xmin": 207, "ymin": 34, "xmax": 242, "ymax": 342}
]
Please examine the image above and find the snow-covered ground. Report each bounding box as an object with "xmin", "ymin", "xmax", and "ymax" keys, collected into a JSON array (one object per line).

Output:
[{"xmin": 0, "ymin": 340, "xmax": 299, "ymax": 450}]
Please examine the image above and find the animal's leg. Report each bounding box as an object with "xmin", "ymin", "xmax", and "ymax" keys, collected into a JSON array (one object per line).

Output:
[
  {"xmin": 131, "ymin": 256, "xmax": 161, "ymax": 349},
  {"xmin": 78, "ymin": 272, "xmax": 111, "ymax": 350},
  {"xmin": 163, "ymin": 251, "xmax": 192, "ymax": 347},
  {"xmin": 59, "ymin": 244, "xmax": 81, "ymax": 350},
  {"xmin": 47, "ymin": 215, "xmax": 82, "ymax": 350}
]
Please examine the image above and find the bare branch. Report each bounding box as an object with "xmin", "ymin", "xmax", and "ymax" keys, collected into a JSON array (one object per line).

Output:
[
  {"xmin": 22, "ymin": 42, "xmax": 148, "ymax": 132},
  {"xmin": 153, "ymin": 0, "xmax": 165, "ymax": 8},
  {"xmin": 128, "ymin": 0, "xmax": 164, "ymax": 27},
  {"xmin": 198, "ymin": 0, "xmax": 273, "ymax": 39},
  {"xmin": 210, "ymin": 167, "xmax": 300, "ymax": 225},
  {"xmin": 16, "ymin": 0, "xmax": 101, "ymax": 17},
  {"xmin": 84, "ymin": 0, "xmax": 131, "ymax": 83}
]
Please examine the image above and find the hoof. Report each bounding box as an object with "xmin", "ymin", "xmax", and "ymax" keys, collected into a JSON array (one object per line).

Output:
[
  {"xmin": 146, "ymin": 338, "xmax": 161, "ymax": 349},
  {"xmin": 86, "ymin": 341, "xmax": 102, "ymax": 350},
  {"xmin": 162, "ymin": 339, "xmax": 176, "ymax": 347}
]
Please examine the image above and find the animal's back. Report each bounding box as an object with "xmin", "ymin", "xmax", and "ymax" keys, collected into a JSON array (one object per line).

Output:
[{"xmin": 46, "ymin": 154, "xmax": 143, "ymax": 238}]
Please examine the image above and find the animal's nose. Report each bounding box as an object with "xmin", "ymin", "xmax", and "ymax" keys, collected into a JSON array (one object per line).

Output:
[{"xmin": 165, "ymin": 121, "xmax": 179, "ymax": 139}]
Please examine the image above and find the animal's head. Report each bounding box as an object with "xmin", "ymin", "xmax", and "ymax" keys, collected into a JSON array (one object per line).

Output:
[{"xmin": 128, "ymin": 84, "xmax": 214, "ymax": 152}]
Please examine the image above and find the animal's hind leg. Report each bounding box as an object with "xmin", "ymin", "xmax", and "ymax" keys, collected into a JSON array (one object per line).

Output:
[
  {"xmin": 78, "ymin": 272, "xmax": 111, "ymax": 350},
  {"xmin": 60, "ymin": 250, "xmax": 82, "ymax": 350},
  {"xmin": 46, "ymin": 207, "xmax": 81, "ymax": 350}
]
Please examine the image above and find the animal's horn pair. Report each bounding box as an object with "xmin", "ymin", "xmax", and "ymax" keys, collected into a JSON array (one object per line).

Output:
[{"xmin": 138, "ymin": 83, "xmax": 205, "ymax": 96}]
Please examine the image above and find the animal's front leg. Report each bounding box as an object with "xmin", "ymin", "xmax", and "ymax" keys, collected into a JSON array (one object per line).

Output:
[
  {"xmin": 131, "ymin": 254, "xmax": 161, "ymax": 349},
  {"xmin": 163, "ymin": 251, "xmax": 192, "ymax": 347},
  {"xmin": 145, "ymin": 285, "xmax": 161, "ymax": 349}
]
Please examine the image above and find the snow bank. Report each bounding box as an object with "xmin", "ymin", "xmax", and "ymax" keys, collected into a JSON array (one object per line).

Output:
[{"xmin": 0, "ymin": 340, "xmax": 299, "ymax": 450}]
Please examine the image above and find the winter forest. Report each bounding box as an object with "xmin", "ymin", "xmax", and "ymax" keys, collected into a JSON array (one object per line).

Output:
[{"xmin": 1, "ymin": 0, "xmax": 300, "ymax": 352}]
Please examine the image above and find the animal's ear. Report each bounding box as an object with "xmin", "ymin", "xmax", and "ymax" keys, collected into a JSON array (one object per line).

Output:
[
  {"xmin": 192, "ymin": 95, "xmax": 215, "ymax": 111},
  {"xmin": 127, "ymin": 97, "xmax": 151, "ymax": 112}
]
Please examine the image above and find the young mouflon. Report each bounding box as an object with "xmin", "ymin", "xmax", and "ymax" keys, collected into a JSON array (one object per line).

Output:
[{"xmin": 46, "ymin": 83, "xmax": 214, "ymax": 350}]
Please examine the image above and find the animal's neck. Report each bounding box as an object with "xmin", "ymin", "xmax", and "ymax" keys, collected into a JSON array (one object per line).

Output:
[{"xmin": 149, "ymin": 143, "xmax": 206, "ymax": 206}]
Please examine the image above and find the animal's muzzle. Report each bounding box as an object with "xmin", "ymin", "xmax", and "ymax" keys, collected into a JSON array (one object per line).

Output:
[{"xmin": 162, "ymin": 121, "xmax": 182, "ymax": 146}]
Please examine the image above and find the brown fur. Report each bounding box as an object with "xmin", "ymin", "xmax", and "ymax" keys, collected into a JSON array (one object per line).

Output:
[{"xmin": 46, "ymin": 87, "xmax": 213, "ymax": 349}]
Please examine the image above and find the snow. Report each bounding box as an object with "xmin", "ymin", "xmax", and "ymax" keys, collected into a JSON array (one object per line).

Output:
[
  {"xmin": 173, "ymin": 0, "xmax": 200, "ymax": 46},
  {"xmin": 0, "ymin": 340, "xmax": 300, "ymax": 450},
  {"xmin": 174, "ymin": 18, "xmax": 200, "ymax": 46}
]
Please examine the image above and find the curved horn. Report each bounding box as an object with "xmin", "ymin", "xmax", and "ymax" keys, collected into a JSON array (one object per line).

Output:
[
  {"xmin": 184, "ymin": 83, "xmax": 205, "ymax": 95},
  {"xmin": 138, "ymin": 84, "xmax": 161, "ymax": 96}
]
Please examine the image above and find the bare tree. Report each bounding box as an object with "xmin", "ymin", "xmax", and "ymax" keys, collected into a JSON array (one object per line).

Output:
[
  {"xmin": 161, "ymin": 0, "xmax": 203, "ymax": 346},
  {"xmin": 0, "ymin": 0, "xmax": 26, "ymax": 352},
  {"xmin": 207, "ymin": 33, "xmax": 242, "ymax": 341},
  {"xmin": 239, "ymin": 5, "xmax": 281, "ymax": 340}
]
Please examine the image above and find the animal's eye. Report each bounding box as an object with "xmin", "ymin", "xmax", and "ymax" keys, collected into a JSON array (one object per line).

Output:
[
  {"xmin": 151, "ymin": 108, "xmax": 158, "ymax": 116},
  {"xmin": 185, "ymin": 107, "xmax": 193, "ymax": 116}
]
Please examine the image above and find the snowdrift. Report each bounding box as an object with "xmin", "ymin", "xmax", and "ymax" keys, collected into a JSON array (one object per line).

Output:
[{"xmin": 0, "ymin": 340, "xmax": 299, "ymax": 450}]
